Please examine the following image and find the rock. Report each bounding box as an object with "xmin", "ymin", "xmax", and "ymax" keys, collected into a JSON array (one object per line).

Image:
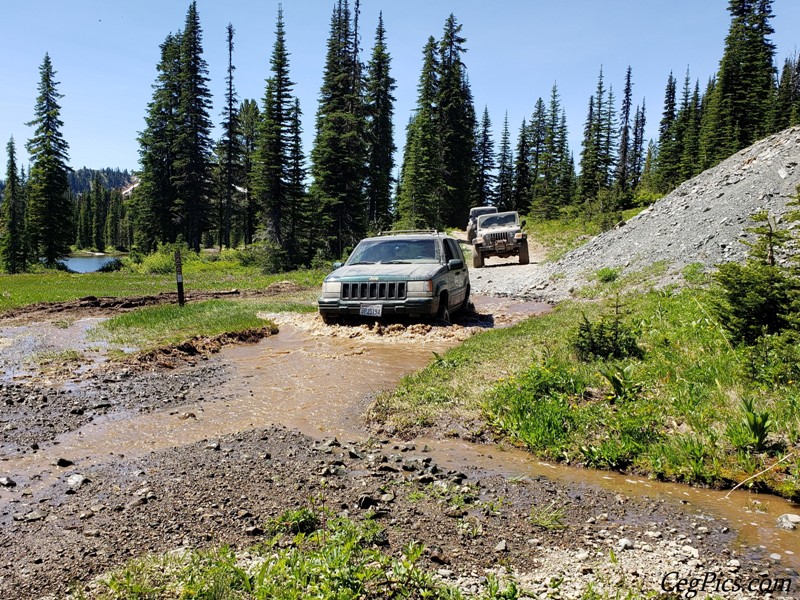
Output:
[
  {"xmin": 380, "ymin": 492, "xmax": 395, "ymax": 503},
  {"xmin": 727, "ymin": 559, "xmax": 741, "ymax": 570},
  {"xmin": 0, "ymin": 477, "xmax": 17, "ymax": 488},
  {"xmin": 681, "ymin": 545, "xmax": 700, "ymax": 559},
  {"xmin": 575, "ymin": 551, "xmax": 590, "ymax": 561},
  {"xmin": 357, "ymin": 495, "xmax": 377, "ymax": 510},
  {"xmin": 776, "ymin": 514, "xmax": 800, "ymax": 530},
  {"xmin": 245, "ymin": 526, "xmax": 264, "ymax": 536},
  {"xmin": 55, "ymin": 458, "xmax": 74, "ymax": 468},
  {"xmin": 66, "ymin": 474, "xmax": 89, "ymax": 490},
  {"xmin": 770, "ymin": 553, "xmax": 782, "ymax": 562},
  {"xmin": 437, "ymin": 568, "xmax": 454, "ymax": 578},
  {"xmin": 494, "ymin": 540, "xmax": 508, "ymax": 552},
  {"xmin": 618, "ymin": 538, "xmax": 634, "ymax": 551}
]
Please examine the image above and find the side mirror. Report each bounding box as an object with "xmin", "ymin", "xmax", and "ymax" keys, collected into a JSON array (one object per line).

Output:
[
  {"xmin": 521, "ymin": 218, "xmax": 527, "ymax": 227},
  {"xmin": 332, "ymin": 261, "xmax": 343, "ymax": 269},
  {"xmin": 448, "ymin": 258, "xmax": 464, "ymax": 271}
]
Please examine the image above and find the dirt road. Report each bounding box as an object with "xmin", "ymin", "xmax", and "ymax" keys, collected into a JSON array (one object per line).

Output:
[{"xmin": 0, "ymin": 291, "xmax": 797, "ymax": 598}]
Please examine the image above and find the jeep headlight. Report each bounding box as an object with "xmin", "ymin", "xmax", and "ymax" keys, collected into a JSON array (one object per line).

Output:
[
  {"xmin": 407, "ymin": 280, "xmax": 433, "ymax": 297},
  {"xmin": 514, "ymin": 232, "xmax": 525, "ymax": 239},
  {"xmin": 321, "ymin": 281, "xmax": 341, "ymax": 298}
]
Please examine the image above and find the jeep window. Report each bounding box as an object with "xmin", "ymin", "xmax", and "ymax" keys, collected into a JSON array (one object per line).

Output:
[
  {"xmin": 479, "ymin": 213, "xmax": 518, "ymax": 228},
  {"xmin": 445, "ymin": 238, "xmax": 462, "ymax": 262},
  {"xmin": 346, "ymin": 238, "xmax": 439, "ymax": 265}
]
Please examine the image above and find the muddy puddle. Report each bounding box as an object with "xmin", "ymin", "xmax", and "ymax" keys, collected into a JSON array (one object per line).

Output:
[{"xmin": 2, "ymin": 299, "xmax": 798, "ymax": 571}]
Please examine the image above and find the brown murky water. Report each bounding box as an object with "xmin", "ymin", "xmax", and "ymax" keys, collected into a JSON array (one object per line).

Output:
[{"xmin": 2, "ymin": 304, "xmax": 798, "ymax": 570}]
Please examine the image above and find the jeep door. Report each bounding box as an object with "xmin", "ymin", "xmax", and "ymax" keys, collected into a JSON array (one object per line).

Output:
[{"xmin": 443, "ymin": 238, "xmax": 468, "ymax": 309}]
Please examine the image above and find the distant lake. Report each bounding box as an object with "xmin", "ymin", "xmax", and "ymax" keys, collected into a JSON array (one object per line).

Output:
[{"xmin": 60, "ymin": 255, "xmax": 117, "ymax": 273}]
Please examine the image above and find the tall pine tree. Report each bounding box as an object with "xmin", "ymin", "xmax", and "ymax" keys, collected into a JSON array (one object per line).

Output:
[
  {"xmin": 364, "ymin": 13, "xmax": 396, "ymax": 232},
  {"xmin": 172, "ymin": 1, "xmax": 213, "ymax": 251},
  {"xmin": 496, "ymin": 112, "xmax": 514, "ymax": 211},
  {"xmin": 472, "ymin": 106, "xmax": 496, "ymax": 207},
  {"xmin": 0, "ymin": 137, "xmax": 28, "ymax": 273},
  {"xmin": 26, "ymin": 53, "xmax": 72, "ymax": 266},
  {"xmin": 309, "ymin": 0, "xmax": 369, "ymax": 257}
]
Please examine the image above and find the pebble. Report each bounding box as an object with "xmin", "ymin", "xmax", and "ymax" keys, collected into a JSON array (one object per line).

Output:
[
  {"xmin": 618, "ymin": 538, "xmax": 634, "ymax": 551},
  {"xmin": 0, "ymin": 476, "xmax": 17, "ymax": 488},
  {"xmin": 776, "ymin": 514, "xmax": 800, "ymax": 530},
  {"xmin": 494, "ymin": 540, "xmax": 508, "ymax": 552}
]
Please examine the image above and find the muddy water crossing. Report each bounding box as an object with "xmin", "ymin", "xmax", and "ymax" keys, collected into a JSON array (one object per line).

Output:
[
  {"xmin": 418, "ymin": 437, "xmax": 800, "ymax": 571},
  {"xmin": 2, "ymin": 300, "xmax": 798, "ymax": 571}
]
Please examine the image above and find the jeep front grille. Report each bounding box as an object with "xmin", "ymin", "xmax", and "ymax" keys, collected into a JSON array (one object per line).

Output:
[
  {"xmin": 341, "ymin": 281, "xmax": 406, "ymax": 300},
  {"xmin": 483, "ymin": 232, "xmax": 513, "ymax": 244}
]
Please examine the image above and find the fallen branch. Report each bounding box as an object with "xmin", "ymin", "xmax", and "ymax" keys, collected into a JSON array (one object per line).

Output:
[{"xmin": 724, "ymin": 452, "xmax": 795, "ymax": 499}]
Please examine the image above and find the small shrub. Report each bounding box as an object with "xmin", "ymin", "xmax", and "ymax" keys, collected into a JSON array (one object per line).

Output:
[
  {"xmin": 745, "ymin": 330, "xmax": 800, "ymax": 386},
  {"xmin": 97, "ymin": 257, "xmax": 123, "ymax": 272},
  {"xmin": 596, "ymin": 266, "xmax": 621, "ymax": 283},
  {"xmin": 740, "ymin": 397, "xmax": 773, "ymax": 451},
  {"xmin": 573, "ymin": 313, "xmax": 643, "ymax": 361},
  {"xmin": 267, "ymin": 506, "xmax": 320, "ymax": 535},
  {"xmin": 598, "ymin": 364, "xmax": 641, "ymax": 403}
]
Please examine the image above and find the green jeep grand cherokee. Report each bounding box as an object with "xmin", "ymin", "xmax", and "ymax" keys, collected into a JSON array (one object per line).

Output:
[{"xmin": 318, "ymin": 231, "xmax": 470, "ymax": 323}]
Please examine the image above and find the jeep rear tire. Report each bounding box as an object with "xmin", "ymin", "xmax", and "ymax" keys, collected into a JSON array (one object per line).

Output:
[
  {"xmin": 473, "ymin": 251, "xmax": 484, "ymax": 268},
  {"xmin": 519, "ymin": 241, "xmax": 529, "ymax": 265}
]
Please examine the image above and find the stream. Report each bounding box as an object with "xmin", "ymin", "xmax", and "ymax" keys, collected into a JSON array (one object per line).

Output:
[{"xmin": 1, "ymin": 305, "xmax": 798, "ymax": 571}]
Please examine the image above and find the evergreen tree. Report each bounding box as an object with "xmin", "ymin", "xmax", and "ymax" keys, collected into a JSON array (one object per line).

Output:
[
  {"xmin": 511, "ymin": 118, "xmax": 531, "ymax": 213},
  {"xmin": 364, "ymin": 12, "xmax": 396, "ymax": 232},
  {"xmin": 0, "ymin": 137, "xmax": 28, "ymax": 273},
  {"xmin": 238, "ymin": 98, "xmax": 260, "ymax": 246},
  {"xmin": 528, "ymin": 97, "xmax": 547, "ymax": 215},
  {"xmin": 104, "ymin": 189, "xmax": 125, "ymax": 250},
  {"xmin": 613, "ymin": 66, "xmax": 633, "ymax": 207},
  {"xmin": 396, "ymin": 37, "xmax": 443, "ymax": 229},
  {"xmin": 655, "ymin": 71, "xmax": 680, "ymax": 192},
  {"xmin": 496, "ymin": 112, "xmax": 514, "ymax": 211},
  {"xmin": 172, "ymin": 1, "xmax": 214, "ymax": 251},
  {"xmin": 217, "ymin": 23, "xmax": 241, "ymax": 249},
  {"xmin": 629, "ymin": 100, "xmax": 647, "ymax": 191},
  {"xmin": 437, "ymin": 14, "xmax": 476, "ymax": 226},
  {"xmin": 700, "ymin": 0, "xmax": 776, "ymax": 168},
  {"xmin": 26, "ymin": 53, "xmax": 72, "ymax": 266},
  {"xmin": 679, "ymin": 79, "xmax": 702, "ymax": 181},
  {"xmin": 578, "ymin": 94, "xmax": 599, "ymax": 204},
  {"xmin": 253, "ymin": 7, "xmax": 297, "ymax": 254},
  {"xmin": 309, "ymin": 0, "xmax": 369, "ymax": 257},
  {"xmin": 135, "ymin": 32, "xmax": 182, "ymax": 252},
  {"xmin": 91, "ymin": 173, "xmax": 107, "ymax": 252},
  {"xmin": 473, "ymin": 105, "xmax": 496, "ymax": 206},
  {"xmin": 773, "ymin": 55, "xmax": 800, "ymax": 130},
  {"xmin": 287, "ymin": 98, "xmax": 309, "ymax": 263}
]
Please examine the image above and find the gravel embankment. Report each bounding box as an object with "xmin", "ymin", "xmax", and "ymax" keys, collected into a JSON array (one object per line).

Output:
[{"xmin": 471, "ymin": 126, "xmax": 800, "ymax": 302}]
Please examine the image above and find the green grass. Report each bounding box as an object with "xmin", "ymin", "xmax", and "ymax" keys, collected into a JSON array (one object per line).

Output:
[
  {"xmin": 91, "ymin": 299, "xmax": 314, "ymax": 350},
  {"xmin": 372, "ymin": 286, "xmax": 800, "ymax": 499},
  {"xmin": 0, "ymin": 258, "xmax": 326, "ymax": 313},
  {"xmin": 90, "ymin": 509, "xmax": 523, "ymax": 600},
  {"xmin": 524, "ymin": 207, "xmax": 648, "ymax": 263}
]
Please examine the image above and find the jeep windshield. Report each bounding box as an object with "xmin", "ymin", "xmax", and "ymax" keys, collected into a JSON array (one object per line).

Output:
[
  {"xmin": 346, "ymin": 238, "xmax": 439, "ymax": 265},
  {"xmin": 477, "ymin": 212, "xmax": 518, "ymax": 228}
]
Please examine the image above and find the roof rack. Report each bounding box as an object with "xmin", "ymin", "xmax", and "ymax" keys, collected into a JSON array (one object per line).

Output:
[{"xmin": 376, "ymin": 229, "xmax": 439, "ymax": 236}]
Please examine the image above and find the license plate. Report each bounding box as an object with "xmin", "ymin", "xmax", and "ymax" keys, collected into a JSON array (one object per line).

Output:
[{"xmin": 359, "ymin": 304, "xmax": 383, "ymax": 317}]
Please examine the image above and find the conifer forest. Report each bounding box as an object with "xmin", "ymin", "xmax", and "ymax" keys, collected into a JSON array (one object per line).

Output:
[{"xmin": 1, "ymin": 0, "xmax": 799, "ymax": 273}]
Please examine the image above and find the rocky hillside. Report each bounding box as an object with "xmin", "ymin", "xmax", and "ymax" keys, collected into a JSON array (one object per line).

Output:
[{"xmin": 493, "ymin": 126, "xmax": 800, "ymax": 302}]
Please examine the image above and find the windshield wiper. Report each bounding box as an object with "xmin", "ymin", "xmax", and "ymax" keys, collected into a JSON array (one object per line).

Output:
[
  {"xmin": 349, "ymin": 261, "xmax": 375, "ymax": 265},
  {"xmin": 380, "ymin": 260, "xmax": 412, "ymax": 264}
]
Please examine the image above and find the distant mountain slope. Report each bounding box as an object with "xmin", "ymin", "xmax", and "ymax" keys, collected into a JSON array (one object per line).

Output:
[
  {"xmin": 68, "ymin": 167, "xmax": 133, "ymax": 195},
  {"xmin": 511, "ymin": 126, "xmax": 800, "ymax": 301}
]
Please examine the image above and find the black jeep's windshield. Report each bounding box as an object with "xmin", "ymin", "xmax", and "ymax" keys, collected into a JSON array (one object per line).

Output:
[{"xmin": 347, "ymin": 238, "xmax": 439, "ymax": 265}]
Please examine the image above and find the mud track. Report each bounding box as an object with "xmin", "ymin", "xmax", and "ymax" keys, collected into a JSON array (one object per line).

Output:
[{"xmin": 1, "ymin": 291, "xmax": 798, "ymax": 598}]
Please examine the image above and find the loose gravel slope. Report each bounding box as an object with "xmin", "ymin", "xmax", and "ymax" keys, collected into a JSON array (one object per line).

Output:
[{"xmin": 470, "ymin": 126, "xmax": 800, "ymax": 302}]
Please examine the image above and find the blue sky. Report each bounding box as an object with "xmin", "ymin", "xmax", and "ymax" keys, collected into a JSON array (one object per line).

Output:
[{"xmin": 2, "ymin": 1, "xmax": 799, "ymax": 173}]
